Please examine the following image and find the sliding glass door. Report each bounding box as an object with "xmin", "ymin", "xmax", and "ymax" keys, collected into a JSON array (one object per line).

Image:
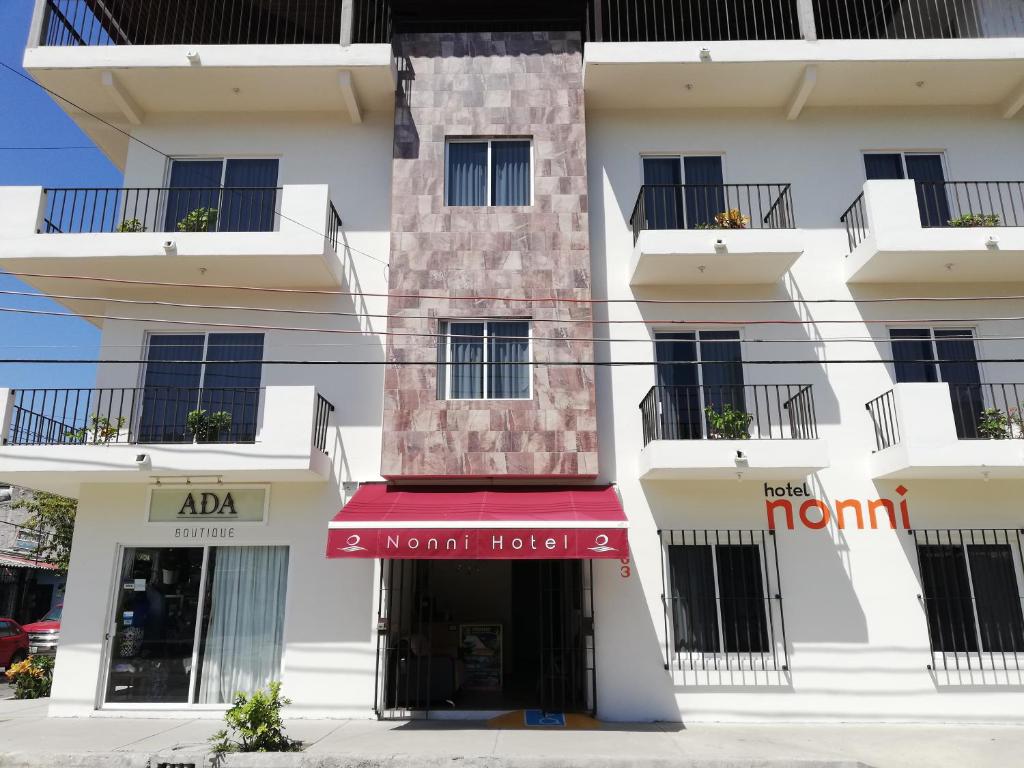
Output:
[{"xmin": 105, "ymin": 545, "xmax": 289, "ymax": 706}]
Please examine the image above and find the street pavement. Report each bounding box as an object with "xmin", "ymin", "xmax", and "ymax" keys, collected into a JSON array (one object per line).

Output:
[{"xmin": 0, "ymin": 696, "xmax": 1022, "ymax": 767}]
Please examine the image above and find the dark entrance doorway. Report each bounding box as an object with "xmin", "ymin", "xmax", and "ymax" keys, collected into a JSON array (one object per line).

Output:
[{"xmin": 374, "ymin": 559, "xmax": 595, "ymax": 719}]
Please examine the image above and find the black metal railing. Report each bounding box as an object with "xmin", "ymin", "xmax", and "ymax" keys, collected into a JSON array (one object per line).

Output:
[
  {"xmin": 41, "ymin": 187, "xmax": 282, "ymax": 235},
  {"xmin": 313, "ymin": 393, "xmax": 335, "ymax": 454},
  {"xmin": 911, "ymin": 528, "xmax": 1024, "ymax": 673},
  {"xmin": 841, "ymin": 191, "xmax": 868, "ymax": 253},
  {"xmin": 813, "ymin": 0, "xmax": 1023, "ymax": 39},
  {"xmin": 660, "ymin": 529, "xmax": 789, "ymax": 673},
  {"xmin": 326, "ymin": 201, "xmax": 343, "ymax": 252},
  {"xmin": 917, "ymin": 181, "xmax": 1024, "ymax": 229},
  {"xmin": 41, "ymin": 0, "xmax": 392, "ymax": 46},
  {"xmin": 629, "ymin": 184, "xmax": 795, "ymax": 244},
  {"xmin": 5, "ymin": 387, "xmax": 262, "ymax": 446},
  {"xmin": 949, "ymin": 383, "xmax": 1024, "ymax": 440},
  {"xmin": 866, "ymin": 389, "xmax": 900, "ymax": 451},
  {"xmin": 639, "ymin": 384, "xmax": 817, "ymax": 446},
  {"xmin": 588, "ymin": 0, "xmax": 802, "ymax": 42}
]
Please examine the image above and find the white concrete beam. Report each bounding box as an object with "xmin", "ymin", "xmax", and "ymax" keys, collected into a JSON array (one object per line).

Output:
[
  {"xmin": 100, "ymin": 71, "xmax": 145, "ymax": 125},
  {"xmin": 339, "ymin": 70, "xmax": 362, "ymax": 124},
  {"xmin": 1000, "ymin": 78, "xmax": 1024, "ymax": 119},
  {"xmin": 786, "ymin": 65, "xmax": 817, "ymax": 121}
]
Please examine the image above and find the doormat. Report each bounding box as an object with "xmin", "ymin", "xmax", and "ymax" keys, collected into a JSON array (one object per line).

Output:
[{"xmin": 487, "ymin": 710, "xmax": 601, "ymax": 730}]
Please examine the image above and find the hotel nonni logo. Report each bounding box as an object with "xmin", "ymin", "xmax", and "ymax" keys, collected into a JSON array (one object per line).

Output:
[{"xmin": 765, "ymin": 483, "xmax": 911, "ymax": 531}]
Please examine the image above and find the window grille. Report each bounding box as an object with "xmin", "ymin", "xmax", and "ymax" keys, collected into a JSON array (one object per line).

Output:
[
  {"xmin": 911, "ymin": 528, "xmax": 1024, "ymax": 672},
  {"xmin": 659, "ymin": 529, "xmax": 788, "ymax": 672}
]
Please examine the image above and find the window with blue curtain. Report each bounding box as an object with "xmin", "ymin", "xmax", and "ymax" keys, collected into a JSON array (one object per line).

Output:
[
  {"xmin": 221, "ymin": 159, "xmax": 280, "ymax": 233},
  {"xmin": 438, "ymin": 321, "xmax": 530, "ymax": 400},
  {"xmin": 164, "ymin": 160, "xmax": 223, "ymax": 232},
  {"xmin": 683, "ymin": 156, "xmax": 725, "ymax": 229},
  {"xmin": 446, "ymin": 142, "xmax": 488, "ymax": 206},
  {"xmin": 200, "ymin": 333, "xmax": 266, "ymax": 442},
  {"xmin": 643, "ymin": 158, "xmax": 684, "ymax": 230},
  {"xmin": 491, "ymin": 141, "xmax": 530, "ymax": 206}
]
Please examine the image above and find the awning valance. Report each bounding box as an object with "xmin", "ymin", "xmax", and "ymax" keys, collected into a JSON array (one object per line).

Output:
[{"xmin": 326, "ymin": 484, "xmax": 628, "ymax": 560}]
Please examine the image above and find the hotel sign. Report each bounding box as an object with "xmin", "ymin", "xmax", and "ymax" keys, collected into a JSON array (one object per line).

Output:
[{"xmin": 148, "ymin": 487, "xmax": 268, "ymax": 524}]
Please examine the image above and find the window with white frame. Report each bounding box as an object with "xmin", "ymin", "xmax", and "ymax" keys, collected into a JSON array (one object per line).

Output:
[
  {"xmin": 165, "ymin": 158, "xmax": 280, "ymax": 232},
  {"xmin": 437, "ymin": 320, "xmax": 531, "ymax": 400},
  {"xmin": 14, "ymin": 529, "xmax": 41, "ymax": 553},
  {"xmin": 445, "ymin": 139, "xmax": 532, "ymax": 206},
  {"xmin": 913, "ymin": 529, "xmax": 1024, "ymax": 667}
]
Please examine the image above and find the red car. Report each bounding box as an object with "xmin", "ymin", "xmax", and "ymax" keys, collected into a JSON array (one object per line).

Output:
[
  {"xmin": 22, "ymin": 604, "xmax": 61, "ymax": 657},
  {"xmin": 0, "ymin": 618, "xmax": 29, "ymax": 670}
]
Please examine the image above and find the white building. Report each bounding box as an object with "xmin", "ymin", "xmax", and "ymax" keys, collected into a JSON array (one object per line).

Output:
[{"xmin": 0, "ymin": 0, "xmax": 1023, "ymax": 724}]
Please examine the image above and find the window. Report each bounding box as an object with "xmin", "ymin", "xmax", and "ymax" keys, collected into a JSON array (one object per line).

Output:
[
  {"xmin": 914, "ymin": 529, "xmax": 1024, "ymax": 668},
  {"xmin": 642, "ymin": 155, "xmax": 724, "ymax": 229},
  {"xmin": 437, "ymin": 321, "xmax": 531, "ymax": 400},
  {"xmin": 165, "ymin": 158, "xmax": 279, "ymax": 232},
  {"xmin": 139, "ymin": 333, "xmax": 264, "ymax": 443},
  {"xmin": 446, "ymin": 139, "xmax": 531, "ymax": 206},
  {"xmin": 0, "ymin": 620, "xmax": 12, "ymax": 637},
  {"xmin": 889, "ymin": 328, "xmax": 983, "ymax": 438},
  {"xmin": 654, "ymin": 331, "xmax": 745, "ymax": 440},
  {"xmin": 105, "ymin": 545, "xmax": 289, "ymax": 705},
  {"xmin": 661, "ymin": 529, "xmax": 786, "ymax": 672},
  {"xmin": 863, "ymin": 152, "xmax": 949, "ymax": 226},
  {"xmin": 15, "ymin": 529, "xmax": 40, "ymax": 553}
]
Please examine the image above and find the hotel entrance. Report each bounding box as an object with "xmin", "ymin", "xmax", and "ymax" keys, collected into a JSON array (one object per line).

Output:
[{"xmin": 373, "ymin": 559, "xmax": 595, "ymax": 719}]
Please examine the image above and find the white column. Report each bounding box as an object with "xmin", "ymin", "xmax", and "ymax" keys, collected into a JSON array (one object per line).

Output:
[
  {"xmin": 340, "ymin": 0, "xmax": 355, "ymax": 45},
  {"xmin": 796, "ymin": 0, "xmax": 818, "ymax": 41},
  {"xmin": 0, "ymin": 389, "xmax": 14, "ymax": 446}
]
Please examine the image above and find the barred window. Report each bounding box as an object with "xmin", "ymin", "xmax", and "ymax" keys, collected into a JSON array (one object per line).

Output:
[
  {"xmin": 661, "ymin": 529, "xmax": 787, "ymax": 672},
  {"xmin": 913, "ymin": 529, "xmax": 1024, "ymax": 670}
]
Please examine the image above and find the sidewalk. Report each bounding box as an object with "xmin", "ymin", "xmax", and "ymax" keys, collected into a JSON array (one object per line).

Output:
[{"xmin": 0, "ymin": 698, "xmax": 1022, "ymax": 768}]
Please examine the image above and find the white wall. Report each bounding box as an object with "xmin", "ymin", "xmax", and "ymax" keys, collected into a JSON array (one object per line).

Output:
[{"xmin": 587, "ymin": 106, "xmax": 1024, "ymax": 723}]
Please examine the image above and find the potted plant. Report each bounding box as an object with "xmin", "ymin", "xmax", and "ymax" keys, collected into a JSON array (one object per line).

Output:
[
  {"xmin": 115, "ymin": 218, "xmax": 146, "ymax": 232},
  {"xmin": 186, "ymin": 409, "xmax": 233, "ymax": 442},
  {"xmin": 704, "ymin": 403, "xmax": 753, "ymax": 440},
  {"xmin": 948, "ymin": 212, "xmax": 1001, "ymax": 228},
  {"xmin": 978, "ymin": 408, "xmax": 1011, "ymax": 439},
  {"xmin": 177, "ymin": 207, "xmax": 218, "ymax": 232},
  {"xmin": 698, "ymin": 209, "xmax": 750, "ymax": 230},
  {"xmin": 66, "ymin": 415, "xmax": 126, "ymax": 444}
]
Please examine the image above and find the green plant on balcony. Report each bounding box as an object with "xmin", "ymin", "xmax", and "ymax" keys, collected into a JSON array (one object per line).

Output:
[
  {"xmin": 187, "ymin": 409, "xmax": 233, "ymax": 443},
  {"xmin": 116, "ymin": 218, "xmax": 146, "ymax": 233},
  {"xmin": 704, "ymin": 404, "xmax": 753, "ymax": 440},
  {"xmin": 978, "ymin": 408, "xmax": 1012, "ymax": 440},
  {"xmin": 66, "ymin": 415, "xmax": 126, "ymax": 444},
  {"xmin": 177, "ymin": 207, "xmax": 218, "ymax": 233},
  {"xmin": 697, "ymin": 209, "xmax": 750, "ymax": 230},
  {"xmin": 948, "ymin": 212, "xmax": 1001, "ymax": 228}
]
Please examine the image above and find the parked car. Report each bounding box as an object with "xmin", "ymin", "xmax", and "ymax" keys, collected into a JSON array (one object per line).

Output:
[
  {"xmin": 0, "ymin": 618, "xmax": 29, "ymax": 670},
  {"xmin": 22, "ymin": 604, "xmax": 61, "ymax": 657}
]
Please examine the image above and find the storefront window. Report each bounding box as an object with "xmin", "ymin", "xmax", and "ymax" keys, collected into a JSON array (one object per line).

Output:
[{"xmin": 105, "ymin": 545, "xmax": 288, "ymax": 705}]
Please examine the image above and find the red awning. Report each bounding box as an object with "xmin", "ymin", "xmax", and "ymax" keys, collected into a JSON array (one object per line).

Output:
[{"xmin": 327, "ymin": 484, "xmax": 628, "ymax": 560}]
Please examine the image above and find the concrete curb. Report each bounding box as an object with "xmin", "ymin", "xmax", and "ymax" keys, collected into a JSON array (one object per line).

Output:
[{"xmin": 0, "ymin": 753, "xmax": 876, "ymax": 768}]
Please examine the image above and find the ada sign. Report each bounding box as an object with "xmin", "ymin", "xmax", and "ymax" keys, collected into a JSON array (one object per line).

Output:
[{"xmin": 149, "ymin": 487, "xmax": 267, "ymax": 524}]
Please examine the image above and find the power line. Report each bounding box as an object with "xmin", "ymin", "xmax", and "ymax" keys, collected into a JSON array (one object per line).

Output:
[
  {"xmin": 0, "ymin": 146, "xmax": 98, "ymax": 150},
  {"xmin": 1, "ymin": 358, "xmax": 1022, "ymax": 367}
]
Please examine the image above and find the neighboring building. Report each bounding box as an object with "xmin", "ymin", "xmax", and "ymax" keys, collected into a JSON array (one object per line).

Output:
[
  {"xmin": 0, "ymin": 485, "xmax": 64, "ymax": 624},
  {"xmin": 0, "ymin": 0, "xmax": 1023, "ymax": 723}
]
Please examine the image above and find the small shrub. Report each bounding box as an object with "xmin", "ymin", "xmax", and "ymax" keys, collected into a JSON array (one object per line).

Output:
[
  {"xmin": 704, "ymin": 403, "xmax": 753, "ymax": 440},
  {"xmin": 5, "ymin": 656, "xmax": 55, "ymax": 699},
  {"xmin": 948, "ymin": 212, "xmax": 1001, "ymax": 228},
  {"xmin": 116, "ymin": 218, "xmax": 146, "ymax": 233},
  {"xmin": 209, "ymin": 682, "xmax": 302, "ymax": 762},
  {"xmin": 698, "ymin": 208, "xmax": 750, "ymax": 230},
  {"xmin": 177, "ymin": 207, "xmax": 218, "ymax": 232},
  {"xmin": 187, "ymin": 409, "xmax": 233, "ymax": 442},
  {"xmin": 978, "ymin": 408, "xmax": 1011, "ymax": 440},
  {"xmin": 66, "ymin": 415, "xmax": 125, "ymax": 444}
]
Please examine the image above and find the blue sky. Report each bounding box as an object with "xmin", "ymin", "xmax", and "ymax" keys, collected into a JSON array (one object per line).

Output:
[{"xmin": 0, "ymin": 0, "xmax": 121, "ymax": 389}]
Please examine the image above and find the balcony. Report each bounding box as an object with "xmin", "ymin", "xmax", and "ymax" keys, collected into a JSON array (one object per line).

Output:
[
  {"xmin": 628, "ymin": 183, "xmax": 802, "ymax": 285},
  {"xmin": 25, "ymin": 0, "xmax": 396, "ymax": 163},
  {"xmin": 0, "ymin": 184, "xmax": 347, "ymax": 301},
  {"xmin": 638, "ymin": 384, "xmax": 829, "ymax": 480},
  {"xmin": 583, "ymin": 1, "xmax": 1024, "ymax": 113},
  {"xmin": 0, "ymin": 385, "xmax": 336, "ymax": 496},
  {"xmin": 843, "ymin": 179, "xmax": 1024, "ymax": 283},
  {"xmin": 867, "ymin": 383, "xmax": 1024, "ymax": 480}
]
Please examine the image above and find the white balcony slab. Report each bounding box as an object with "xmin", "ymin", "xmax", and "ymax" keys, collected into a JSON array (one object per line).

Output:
[
  {"xmin": 0, "ymin": 185, "xmax": 346, "ymax": 309},
  {"xmin": 0, "ymin": 387, "xmax": 333, "ymax": 498},
  {"xmin": 584, "ymin": 39, "xmax": 1024, "ymax": 113},
  {"xmin": 631, "ymin": 228, "xmax": 803, "ymax": 285},
  {"xmin": 639, "ymin": 439, "xmax": 829, "ymax": 481},
  {"xmin": 23, "ymin": 44, "xmax": 396, "ymax": 166},
  {"xmin": 844, "ymin": 181, "xmax": 1024, "ymax": 283},
  {"xmin": 868, "ymin": 383, "xmax": 1024, "ymax": 480}
]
